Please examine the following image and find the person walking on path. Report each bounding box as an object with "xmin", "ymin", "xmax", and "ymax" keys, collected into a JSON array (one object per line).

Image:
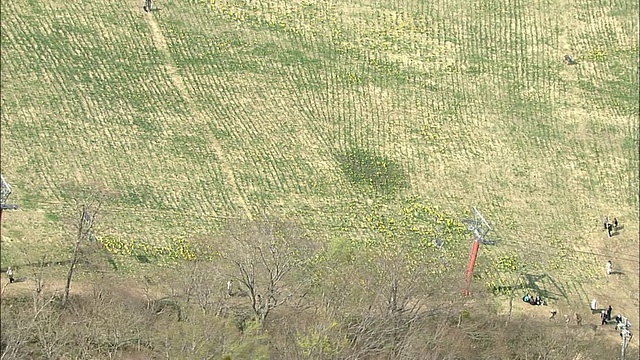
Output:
[
  {"xmin": 607, "ymin": 305, "xmax": 613, "ymax": 320},
  {"xmin": 607, "ymin": 222, "xmax": 613, "ymax": 237},
  {"xmin": 227, "ymin": 279, "xmax": 233, "ymax": 297},
  {"xmin": 6, "ymin": 267, "xmax": 14, "ymax": 283},
  {"xmin": 606, "ymin": 260, "xmax": 613, "ymax": 275},
  {"xmin": 603, "ymin": 216, "xmax": 609, "ymax": 230},
  {"xmin": 591, "ymin": 298, "xmax": 598, "ymax": 312},
  {"xmin": 601, "ymin": 310, "xmax": 607, "ymax": 325},
  {"xmin": 613, "ymin": 217, "xmax": 619, "ymax": 230}
]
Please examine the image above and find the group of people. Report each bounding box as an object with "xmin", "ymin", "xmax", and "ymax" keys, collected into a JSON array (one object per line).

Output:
[
  {"xmin": 522, "ymin": 293, "xmax": 544, "ymax": 306},
  {"xmin": 591, "ymin": 299, "xmax": 630, "ymax": 328},
  {"xmin": 143, "ymin": 0, "xmax": 153, "ymax": 12},
  {"xmin": 563, "ymin": 54, "xmax": 575, "ymax": 65},
  {"xmin": 599, "ymin": 304, "xmax": 614, "ymax": 325},
  {"xmin": 602, "ymin": 216, "xmax": 619, "ymax": 238},
  {"xmin": 598, "ymin": 217, "xmax": 632, "ymax": 340}
]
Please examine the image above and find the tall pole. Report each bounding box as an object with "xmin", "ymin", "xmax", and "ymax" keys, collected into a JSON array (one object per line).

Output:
[
  {"xmin": 461, "ymin": 207, "xmax": 495, "ymax": 296},
  {"xmin": 621, "ymin": 328, "xmax": 631, "ymax": 360},
  {"xmin": 463, "ymin": 238, "xmax": 480, "ymax": 296}
]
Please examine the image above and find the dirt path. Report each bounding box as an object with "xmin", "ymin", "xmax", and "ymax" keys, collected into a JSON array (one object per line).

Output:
[
  {"xmin": 144, "ymin": 12, "xmax": 253, "ymax": 221},
  {"xmin": 584, "ymin": 227, "xmax": 640, "ymax": 349}
]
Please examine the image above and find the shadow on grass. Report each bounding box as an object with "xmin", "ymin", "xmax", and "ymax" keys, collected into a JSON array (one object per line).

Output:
[
  {"xmin": 1, "ymin": 259, "xmax": 95, "ymax": 274},
  {"xmin": 135, "ymin": 254, "xmax": 151, "ymax": 263},
  {"xmin": 589, "ymin": 308, "xmax": 615, "ymax": 318},
  {"xmin": 11, "ymin": 260, "xmax": 75, "ymax": 269},
  {"xmin": 334, "ymin": 147, "xmax": 407, "ymax": 196},
  {"xmin": 107, "ymin": 257, "xmax": 118, "ymax": 271},
  {"xmin": 9, "ymin": 277, "xmax": 28, "ymax": 283},
  {"xmin": 523, "ymin": 273, "xmax": 569, "ymax": 302},
  {"xmin": 3, "ymin": 252, "xmax": 156, "ymax": 275}
]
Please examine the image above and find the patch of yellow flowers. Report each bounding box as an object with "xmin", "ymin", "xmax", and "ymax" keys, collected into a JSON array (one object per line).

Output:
[
  {"xmin": 98, "ymin": 235, "xmax": 196, "ymax": 262},
  {"xmin": 356, "ymin": 199, "xmax": 467, "ymax": 257}
]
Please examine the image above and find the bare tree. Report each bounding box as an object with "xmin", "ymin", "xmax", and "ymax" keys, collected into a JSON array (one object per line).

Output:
[
  {"xmin": 220, "ymin": 219, "xmax": 311, "ymax": 326},
  {"xmin": 505, "ymin": 269, "xmax": 525, "ymax": 326},
  {"xmin": 179, "ymin": 260, "xmax": 225, "ymax": 316},
  {"xmin": 320, "ymin": 242, "xmax": 465, "ymax": 360},
  {"xmin": 63, "ymin": 204, "xmax": 97, "ymax": 306},
  {"xmin": 1, "ymin": 284, "xmax": 61, "ymax": 360}
]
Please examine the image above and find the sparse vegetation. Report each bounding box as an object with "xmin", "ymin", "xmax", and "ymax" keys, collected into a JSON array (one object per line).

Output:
[{"xmin": 1, "ymin": 0, "xmax": 638, "ymax": 358}]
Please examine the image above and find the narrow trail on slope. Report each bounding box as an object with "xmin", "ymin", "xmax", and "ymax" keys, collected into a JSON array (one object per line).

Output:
[{"xmin": 145, "ymin": 12, "xmax": 253, "ymax": 221}]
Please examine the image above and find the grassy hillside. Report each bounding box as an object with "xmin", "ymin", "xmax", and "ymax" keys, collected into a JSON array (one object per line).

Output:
[{"xmin": 1, "ymin": 0, "xmax": 638, "ymax": 355}]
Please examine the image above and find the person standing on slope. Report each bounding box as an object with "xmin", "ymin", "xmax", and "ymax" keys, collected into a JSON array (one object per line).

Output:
[{"xmin": 6, "ymin": 266, "xmax": 14, "ymax": 283}]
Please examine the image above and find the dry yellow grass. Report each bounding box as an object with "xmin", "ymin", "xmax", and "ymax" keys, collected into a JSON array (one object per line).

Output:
[{"xmin": 1, "ymin": 0, "xmax": 637, "ymax": 349}]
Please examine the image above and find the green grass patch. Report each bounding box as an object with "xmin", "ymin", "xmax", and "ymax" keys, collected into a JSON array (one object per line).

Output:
[
  {"xmin": 0, "ymin": 0, "xmax": 637, "ymax": 318},
  {"xmin": 336, "ymin": 148, "xmax": 406, "ymax": 195}
]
